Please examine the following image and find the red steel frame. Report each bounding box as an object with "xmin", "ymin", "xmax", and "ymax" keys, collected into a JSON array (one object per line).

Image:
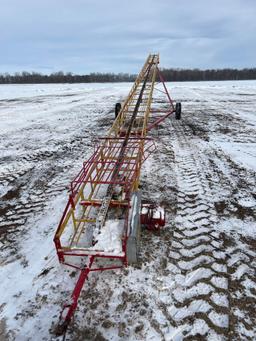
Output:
[{"xmin": 53, "ymin": 55, "xmax": 176, "ymax": 334}]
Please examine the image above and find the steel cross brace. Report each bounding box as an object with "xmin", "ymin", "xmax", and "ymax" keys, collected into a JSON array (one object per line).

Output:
[{"xmin": 146, "ymin": 67, "xmax": 176, "ymax": 131}]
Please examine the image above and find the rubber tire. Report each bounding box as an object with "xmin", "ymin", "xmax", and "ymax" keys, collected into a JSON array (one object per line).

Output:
[
  {"xmin": 175, "ymin": 102, "xmax": 181, "ymax": 120},
  {"xmin": 115, "ymin": 103, "xmax": 121, "ymax": 118}
]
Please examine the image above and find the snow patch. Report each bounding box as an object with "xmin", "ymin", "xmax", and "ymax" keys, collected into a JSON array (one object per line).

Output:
[{"xmin": 91, "ymin": 219, "xmax": 124, "ymax": 255}]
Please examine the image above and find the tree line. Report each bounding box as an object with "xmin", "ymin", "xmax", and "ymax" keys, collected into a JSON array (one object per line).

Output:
[
  {"xmin": 0, "ymin": 68, "xmax": 255, "ymax": 84},
  {"xmin": 0, "ymin": 71, "xmax": 135, "ymax": 84},
  {"xmin": 160, "ymin": 68, "xmax": 256, "ymax": 82}
]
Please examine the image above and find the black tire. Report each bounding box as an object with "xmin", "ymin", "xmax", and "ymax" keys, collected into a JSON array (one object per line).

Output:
[
  {"xmin": 115, "ymin": 103, "xmax": 121, "ymax": 118},
  {"xmin": 175, "ymin": 102, "xmax": 181, "ymax": 120}
]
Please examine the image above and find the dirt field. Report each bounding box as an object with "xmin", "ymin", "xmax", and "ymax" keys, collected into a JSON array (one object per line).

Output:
[{"xmin": 0, "ymin": 81, "xmax": 255, "ymax": 340}]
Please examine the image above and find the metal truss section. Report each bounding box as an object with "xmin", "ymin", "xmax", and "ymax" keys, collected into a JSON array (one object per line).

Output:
[{"xmin": 53, "ymin": 53, "xmax": 177, "ymax": 334}]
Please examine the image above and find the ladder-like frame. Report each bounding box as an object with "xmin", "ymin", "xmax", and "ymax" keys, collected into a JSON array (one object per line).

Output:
[{"xmin": 54, "ymin": 54, "xmax": 177, "ymax": 334}]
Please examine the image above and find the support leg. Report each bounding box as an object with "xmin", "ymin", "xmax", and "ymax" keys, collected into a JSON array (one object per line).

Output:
[{"xmin": 55, "ymin": 256, "xmax": 95, "ymax": 335}]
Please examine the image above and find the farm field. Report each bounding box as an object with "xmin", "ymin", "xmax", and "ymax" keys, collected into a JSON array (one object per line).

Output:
[{"xmin": 0, "ymin": 80, "xmax": 256, "ymax": 340}]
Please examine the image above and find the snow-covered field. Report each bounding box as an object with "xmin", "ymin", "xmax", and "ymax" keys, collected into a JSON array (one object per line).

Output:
[{"xmin": 0, "ymin": 81, "xmax": 256, "ymax": 340}]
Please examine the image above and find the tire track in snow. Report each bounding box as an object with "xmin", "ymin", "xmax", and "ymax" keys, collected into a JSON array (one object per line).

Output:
[
  {"xmin": 184, "ymin": 89, "xmax": 256, "ymax": 338},
  {"xmin": 207, "ymin": 153, "xmax": 256, "ymax": 338},
  {"xmin": 0, "ymin": 98, "xmax": 115, "ymax": 262},
  {"xmin": 165, "ymin": 86, "xmax": 256, "ymax": 338},
  {"xmin": 164, "ymin": 119, "xmax": 230, "ymax": 340}
]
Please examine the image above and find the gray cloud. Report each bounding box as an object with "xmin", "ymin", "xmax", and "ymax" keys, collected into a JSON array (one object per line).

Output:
[{"xmin": 0, "ymin": 0, "xmax": 255, "ymax": 73}]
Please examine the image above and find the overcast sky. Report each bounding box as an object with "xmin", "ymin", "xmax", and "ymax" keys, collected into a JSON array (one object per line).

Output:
[{"xmin": 0, "ymin": 0, "xmax": 255, "ymax": 74}]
